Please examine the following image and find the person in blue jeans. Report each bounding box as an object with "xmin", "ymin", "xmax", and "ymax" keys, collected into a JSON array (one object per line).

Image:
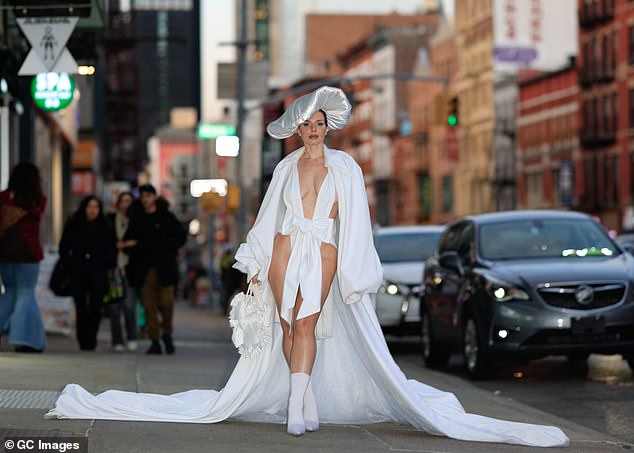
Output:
[{"xmin": 0, "ymin": 162, "xmax": 47, "ymax": 352}]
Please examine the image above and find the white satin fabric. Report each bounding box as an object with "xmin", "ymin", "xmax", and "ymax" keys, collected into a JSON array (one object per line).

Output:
[
  {"xmin": 279, "ymin": 161, "xmax": 336, "ymax": 329},
  {"xmin": 45, "ymin": 147, "xmax": 570, "ymax": 448},
  {"xmin": 45, "ymin": 284, "xmax": 568, "ymax": 447}
]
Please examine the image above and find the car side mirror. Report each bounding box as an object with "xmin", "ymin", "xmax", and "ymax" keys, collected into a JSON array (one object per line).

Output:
[{"xmin": 439, "ymin": 251, "xmax": 464, "ymax": 275}]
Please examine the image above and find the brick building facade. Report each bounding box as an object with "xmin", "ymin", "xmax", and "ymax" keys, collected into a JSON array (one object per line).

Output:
[
  {"xmin": 516, "ymin": 65, "xmax": 581, "ymax": 211},
  {"xmin": 577, "ymin": 0, "xmax": 634, "ymax": 231}
]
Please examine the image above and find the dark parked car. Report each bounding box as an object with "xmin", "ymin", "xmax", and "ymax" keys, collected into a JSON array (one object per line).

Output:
[{"xmin": 422, "ymin": 210, "xmax": 634, "ymax": 379}]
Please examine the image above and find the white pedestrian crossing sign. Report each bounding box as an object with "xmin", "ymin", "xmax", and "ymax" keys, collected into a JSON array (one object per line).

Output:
[{"xmin": 17, "ymin": 17, "xmax": 79, "ymax": 75}]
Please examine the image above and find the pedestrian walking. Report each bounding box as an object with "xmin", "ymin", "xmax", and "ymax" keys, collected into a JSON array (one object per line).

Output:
[
  {"xmin": 124, "ymin": 184, "xmax": 186, "ymax": 355},
  {"xmin": 59, "ymin": 195, "xmax": 116, "ymax": 351},
  {"xmin": 107, "ymin": 191, "xmax": 138, "ymax": 352},
  {"xmin": 0, "ymin": 162, "xmax": 47, "ymax": 353}
]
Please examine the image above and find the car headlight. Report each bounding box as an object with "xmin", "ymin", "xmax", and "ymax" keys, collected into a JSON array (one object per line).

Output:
[
  {"xmin": 484, "ymin": 276, "xmax": 529, "ymax": 302},
  {"xmin": 380, "ymin": 280, "xmax": 408, "ymax": 297}
]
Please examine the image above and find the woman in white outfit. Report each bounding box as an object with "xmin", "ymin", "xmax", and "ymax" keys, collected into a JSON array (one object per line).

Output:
[
  {"xmin": 262, "ymin": 107, "xmax": 339, "ymax": 435},
  {"xmin": 46, "ymin": 86, "xmax": 569, "ymax": 448}
]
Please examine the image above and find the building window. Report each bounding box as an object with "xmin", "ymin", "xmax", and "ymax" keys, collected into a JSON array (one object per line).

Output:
[
  {"xmin": 592, "ymin": 36, "xmax": 599, "ymax": 77},
  {"xmin": 603, "ymin": 95, "xmax": 611, "ymax": 135},
  {"xmin": 612, "ymin": 31, "xmax": 617, "ymax": 72},
  {"xmin": 612, "ymin": 92, "xmax": 618, "ymax": 132},
  {"xmin": 583, "ymin": 157, "xmax": 597, "ymax": 207},
  {"xmin": 582, "ymin": 41, "xmax": 590, "ymax": 75},
  {"xmin": 419, "ymin": 174, "xmax": 432, "ymax": 219},
  {"xmin": 629, "ymin": 25, "xmax": 634, "ymax": 65},
  {"xmin": 526, "ymin": 172, "xmax": 543, "ymax": 207},
  {"xmin": 629, "ymin": 89, "xmax": 634, "ymax": 129},
  {"xmin": 583, "ymin": 100, "xmax": 591, "ymax": 136},
  {"xmin": 375, "ymin": 180, "xmax": 390, "ymax": 226},
  {"xmin": 555, "ymin": 161, "xmax": 574, "ymax": 206},
  {"xmin": 604, "ymin": 155, "xmax": 619, "ymax": 206},
  {"xmin": 442, "ymin": 175, "xmax": 453, "ymax": 213},
  {"xmin": 414, "ymin": 133, "xmax": 428, "ymax": 157},
  {"xmin": 592, "ymin": 98, "xmax": 599, "ymax": 137},
  {"xmin": 602, "ymin": 34, "xmax": 609, "ymax": 76}
]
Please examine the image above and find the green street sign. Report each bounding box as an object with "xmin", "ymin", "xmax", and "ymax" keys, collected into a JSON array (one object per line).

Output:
[
  {"xmin": 198, "ymin": 124, "xmax": 237, "ymax": 140},
  {"xmin": 31, "ymin": 73, "xmax": 75, "ymax": 112}
]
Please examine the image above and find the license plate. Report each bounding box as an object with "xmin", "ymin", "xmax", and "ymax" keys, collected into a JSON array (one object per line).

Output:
[{"xmin": 571, "ymin": 316, "xmax": 605, "ymax": 335}]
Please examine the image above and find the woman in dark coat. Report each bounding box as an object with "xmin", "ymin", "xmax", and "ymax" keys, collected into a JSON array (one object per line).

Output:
[{"xmin": 59, "ymin": 196, "xmax": 116, "ymax": 351}]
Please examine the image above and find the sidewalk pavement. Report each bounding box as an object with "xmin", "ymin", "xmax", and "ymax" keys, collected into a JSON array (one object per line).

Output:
[{"xmin": 0, "ymin": 301, "xmax": 632, "ymax": 453}]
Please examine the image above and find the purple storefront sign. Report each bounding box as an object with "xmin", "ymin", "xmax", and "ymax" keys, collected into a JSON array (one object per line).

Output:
[{"xmin": 494, "ymin": 46, "xmax": 538, "ymax": 64}]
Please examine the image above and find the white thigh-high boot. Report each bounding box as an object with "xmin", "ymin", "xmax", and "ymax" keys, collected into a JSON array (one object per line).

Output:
[
  {"xmin": 303, "ymin": 377, "xmax": 319, "ymax": 432},
  {"xmin": 287, "ymin": 373, "xmax": 309, "ymax": 436}
]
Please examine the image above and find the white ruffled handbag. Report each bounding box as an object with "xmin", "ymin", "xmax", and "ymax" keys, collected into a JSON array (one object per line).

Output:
[{"xmin": 228, "ymin": 281, "xmax": 272, "ymax": 358}]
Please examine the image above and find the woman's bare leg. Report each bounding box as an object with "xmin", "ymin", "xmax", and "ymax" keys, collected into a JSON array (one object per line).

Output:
[
  {"xmin": 289, "ymin": 243, "xmax": 337, "ymax": 373},
  {"xmin": 268, "ymin": 234, "xmax": 293, "ymax": 363},
  {"xmin": 269, "ymin": 236, "xmax": 337, "ymax": 435},
  {"xmin": 269, "ymin": 236, "xmax": 338, "ymax": 371},
  {"xmin": 297, "ymin": 243, "xmax": 337, "ymax": 432}
]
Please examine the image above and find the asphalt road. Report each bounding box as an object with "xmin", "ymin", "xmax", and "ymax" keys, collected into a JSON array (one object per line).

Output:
[{"xmin": 388, "ymin": 337, "xmax": 634, "ymax": 444}]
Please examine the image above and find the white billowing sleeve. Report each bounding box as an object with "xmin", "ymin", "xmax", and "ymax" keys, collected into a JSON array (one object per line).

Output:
[
  {"xmin": 233, "ymin": 164, "xmax": 287, "ymax": 281},
  {"xmin": 336, "ymin": 159, "xmax": 383, "ymax": 304}
]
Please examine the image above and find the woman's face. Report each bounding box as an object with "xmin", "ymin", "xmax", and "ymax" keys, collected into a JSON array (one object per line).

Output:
[
  {"xmin": 85, "ymin": 199, "xmax": 100, "ymax": 222},
  {"xmin": 297, "ymin": 111, "xmax": 327, "ymax": 146},
  {"xmin": 117, "ymin": 194, "xmax": 133, "ymax": 215}
]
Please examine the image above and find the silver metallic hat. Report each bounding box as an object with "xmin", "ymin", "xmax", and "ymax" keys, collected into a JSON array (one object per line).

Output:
[{"xmin": 267, "ymin": 86, "xmax": 352, "ymax": 139}]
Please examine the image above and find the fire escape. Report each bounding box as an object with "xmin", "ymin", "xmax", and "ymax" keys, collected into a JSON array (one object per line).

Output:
[{"xmin": 104, "ymin": 6, "xmax": 140, "ymax": 182}]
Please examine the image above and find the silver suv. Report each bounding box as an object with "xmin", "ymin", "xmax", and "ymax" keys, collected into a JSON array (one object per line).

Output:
[{"xmin": 372, "ymin": 225, "xmax": 444, "ymax": 336}]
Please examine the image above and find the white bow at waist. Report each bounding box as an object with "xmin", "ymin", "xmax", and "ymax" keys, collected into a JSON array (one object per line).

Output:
[
  {"xmin": 279, "ymin": 215, "xmax": 335, "ymax": 330},
  {"xmin": 280, "ymin": 216, "xmax": 334, "ymax": 242}
]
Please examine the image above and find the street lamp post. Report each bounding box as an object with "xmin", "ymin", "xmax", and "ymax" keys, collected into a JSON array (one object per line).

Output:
[{"xmin": 235, "ymin": 0, "xmax": 248, "ymax": 241}]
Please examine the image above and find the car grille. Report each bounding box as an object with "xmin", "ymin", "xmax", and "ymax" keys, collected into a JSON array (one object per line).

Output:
[
  {"xmin": 523, "ymin": 326, "xmax": 634, "ymax": 346},
  {"xmin": 537, "ymin": 283, "xmax": 625, "ymax": 309}
]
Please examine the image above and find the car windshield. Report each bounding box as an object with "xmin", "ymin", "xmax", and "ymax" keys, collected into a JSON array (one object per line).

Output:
[
  {"xmin": 479, "ymin": 218, "xmax": 619, "ymax": 260},
  {"xmin": 374, "ymin": 232, "xmax": 442, "ymax": 263}
]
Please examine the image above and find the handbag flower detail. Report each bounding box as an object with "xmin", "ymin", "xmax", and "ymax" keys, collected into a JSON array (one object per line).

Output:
[{"xmin": 228, "ymin": 281, "xmax": 272, "ymax": 358}]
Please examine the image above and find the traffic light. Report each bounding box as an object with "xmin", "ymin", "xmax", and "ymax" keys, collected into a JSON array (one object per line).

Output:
[
  {"xmin": 447, "ymin": 96, "xmax": 459, "ymax": 127},
  {"xmin": 200, "ymin": 191, "xmax": 222, "ymax": 214},
  {"xmin": 227, "ymin": 184, "xmax": 240, "ymax": 213}
]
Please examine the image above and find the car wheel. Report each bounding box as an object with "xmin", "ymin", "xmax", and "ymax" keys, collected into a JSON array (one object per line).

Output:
[
  {"xmin": 462, "ymin": 315, "xmax": 497, "ymax": 380},
  {"xmin": 421, "ymin": 307, "xmax": 450, "ymax": 368}
]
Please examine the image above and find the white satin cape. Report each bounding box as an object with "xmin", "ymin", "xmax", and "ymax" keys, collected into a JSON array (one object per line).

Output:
[{"xmin": 45, "ymin": 147, "xmax": 569, "ymax": 448}]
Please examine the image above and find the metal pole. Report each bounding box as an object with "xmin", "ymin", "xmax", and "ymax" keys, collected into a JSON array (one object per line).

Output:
[
  {"xmin": 0, "ymin": 105, "xmax": 9, "ymax": 190},
  {"xmin": 207, "ymin": 211, "xmax": 215, "ymax": 307},
  {"xmin": 0, "ymin": 6, "xmax": 9, "ymax": 190},
  {"xmin": 235, "ymin": 0, "xmax": 248, "ymax": 241}
]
